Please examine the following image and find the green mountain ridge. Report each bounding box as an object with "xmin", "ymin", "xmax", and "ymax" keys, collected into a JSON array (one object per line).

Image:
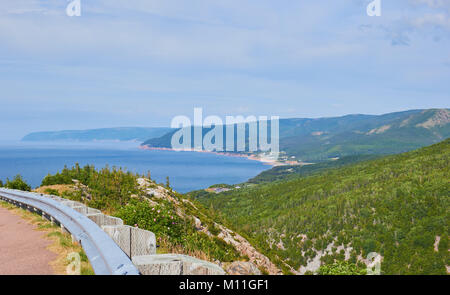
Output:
[
  {"xmin": 189, "ymin": 138, "xmax": 450, "ymax": 274},
  {"xmin": 142, "ymin": 108, "xmax": 450, "ymax": 162}
]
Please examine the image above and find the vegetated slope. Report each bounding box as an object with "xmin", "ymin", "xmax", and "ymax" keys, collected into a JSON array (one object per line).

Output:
[
  {"xmin": 247, "ymin": 154, "xmax": 380, "ymax": 184},
  {"xmin": 191, "ymin": 139, "xmax": 450, "ymax": 274},
  {"xmin": 22, "ymin": 127, "xmax": 172, "ymax": 142},
  {"xmin": 38, "ymin": 164, "xmax": 280, "ymax": 274},
  {"xmin": 142, "ymin": 108, "xmax": 449, "ymax": 162}
]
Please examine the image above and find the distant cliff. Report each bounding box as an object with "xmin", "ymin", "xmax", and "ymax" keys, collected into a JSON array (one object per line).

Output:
[{"xmin": 22, "ymin": 127, "xmax": 172, "ymax": 142}]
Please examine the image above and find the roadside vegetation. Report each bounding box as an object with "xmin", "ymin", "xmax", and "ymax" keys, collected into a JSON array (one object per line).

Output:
[
  {"xmin": 0, "ymin": 174, "xmax": 31, "ymax": 191},
  {"xmin": 38, "ymin": 164, "xmax": 244, "ymax": 264}
]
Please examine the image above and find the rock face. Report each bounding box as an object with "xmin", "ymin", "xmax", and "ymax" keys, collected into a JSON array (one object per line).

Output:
[
  {"xmin": 137, "ymin": 178, "xmax": 180, "ymax": 204},
  {"xmin": 72, "ymin": 179, "xmax": 92, "ymax": 201},
  {"xmin": 132, "ymin": 254, "xmax": 225, "ymax": 275},
  {"xmin": 226, "ymin": 261, "xmax": 261, "ymax": 275},
  {"xmin": 416, "ymin": 109, "xmax": 450, "ymax": 129},
  {"xmin": 217, "ymin": 225, "xmax": 282, "ymax": 275}
]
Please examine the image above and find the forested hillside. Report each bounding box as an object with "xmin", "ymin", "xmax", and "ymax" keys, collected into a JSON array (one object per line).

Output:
[
  {"xmin": 190, "ymin": 139, "xmax": 450, "ymax": 274},
  {"xmin": 247, "ymin": 154, "xmax": 380, "ymax": 184}
]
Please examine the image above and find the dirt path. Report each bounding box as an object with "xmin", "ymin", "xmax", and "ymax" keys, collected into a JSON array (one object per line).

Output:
[{"xmin": 0, "ymin": 206, "xmax": 57, "ymax": 275}]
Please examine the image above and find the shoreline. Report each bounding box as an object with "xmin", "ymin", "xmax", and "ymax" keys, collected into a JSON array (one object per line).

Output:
[{"xmin": 139, "ymin": 145, "xmax": 284, "ymax": 166}]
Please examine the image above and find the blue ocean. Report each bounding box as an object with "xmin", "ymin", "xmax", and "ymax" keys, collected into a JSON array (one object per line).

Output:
[{"xmin": 0, "ymin": 141, "xmax": 269, "ymax": 193}]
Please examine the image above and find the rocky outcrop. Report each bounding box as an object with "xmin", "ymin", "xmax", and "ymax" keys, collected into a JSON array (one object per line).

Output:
[
  {"xmin": 72, "ymin": 179, "xmax": 92, "ymax": 201},
  {"xmin": 225, "ymin": 261, "xmax": 261, "ymax": 275},
  {"xmin": 416, "ymin": 109, "xmax": 450, "ymax": 129},
  {"xmin": 137, "ymin": 178, "xmax": 179, "ymax": 204},
  {"xmin": 216, "ymin": 225, "xmax": 282, "ymax": 275}
]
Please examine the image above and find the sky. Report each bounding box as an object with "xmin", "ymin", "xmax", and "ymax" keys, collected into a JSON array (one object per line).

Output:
[{"xmin": 0, "ymin": 0, "xmax": 449, "ymax": 140}]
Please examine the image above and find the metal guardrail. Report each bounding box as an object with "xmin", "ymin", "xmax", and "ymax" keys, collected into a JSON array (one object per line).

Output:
[{"xmin": 0, "ymin": 188, "xmax": 139, "ymax": 275}]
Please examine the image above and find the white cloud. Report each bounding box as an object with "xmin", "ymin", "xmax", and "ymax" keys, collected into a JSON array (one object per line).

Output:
[{"xmin": 412, "ymin": 13, "xmax": 450, "ymax": 29}]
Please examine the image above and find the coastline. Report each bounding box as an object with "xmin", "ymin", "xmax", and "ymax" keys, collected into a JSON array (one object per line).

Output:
[{"xmin": 139, "ymin": 145, "xmax": 283, "ymax": 166}]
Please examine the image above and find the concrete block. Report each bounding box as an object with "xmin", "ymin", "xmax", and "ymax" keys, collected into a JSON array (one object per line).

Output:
[
  {"xmin": 132, "ymin": 254, "xmax": 225, "ymax": 275},
  {"xmin": 72, "ymin": 206, "xmax": 101, "ymax": 216},
  {"xmin": 102, "ymin": 215, "xmax": 123, "ymax": 226},
  {"xmin": 73, "ymin": 206, "xmax": 88, "ymax": 214},
  {"xmin": 87, "ymin": 213, "xmax": 123, "ymax": 227},
  {"xmin": 86, "ymin": 213, "xmax": 103, "ymax": 225},
  {"xmin": 61, "ymin": 200, "xmax": 85, "ymax": 208},
  {"xmin": 102, "ymin": 225, "xmax": 131, "ymax": 256},
  {"xmin": 130, "ymin": 227, "xmax": 156, "ymax": 257},
  {"xmin": 86, "ymin": 207, "xmax": 101, "ymax": 215},
  {"xmin": 102, "ymin": 225, "xmax": 156, "ymax": 258}
]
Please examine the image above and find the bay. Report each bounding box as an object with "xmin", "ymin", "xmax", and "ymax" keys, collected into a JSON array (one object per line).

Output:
[{"xmin": 0, "ymin": 141, "xmax": 269, "ymax": 193}]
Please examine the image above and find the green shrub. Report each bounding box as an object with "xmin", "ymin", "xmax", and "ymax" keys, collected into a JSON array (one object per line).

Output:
[
  {"xmin": 41, "ymin": 164, "xmax": 141, "ymax": 210},
  {"xmin": 116, "ymin": 200, "xmax": 184, "ymax": 243},
  {"xmin": 5, "ymin": 175, "xmax": 31, "ymax": 191},
  {"xmin": 44, "ymin": 188, "xmax": 60, "ymax": 196}
]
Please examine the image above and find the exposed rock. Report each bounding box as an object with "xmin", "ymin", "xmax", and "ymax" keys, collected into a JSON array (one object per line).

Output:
[
  {"xmin": 137, "ymin": 178, "xmax": 179, "ymax": 204},
  {"xmin": 368, "ymin": 125, "xmax": 391, "ymax": 135},
  {"xmin": 192, "ymin": 216, "xmax": 212, "ymax": 236},
  {"xmin": 298, "ymin": 240, "xmax": 353, "ymax": 275},
  {"xmin": 434, "ymin": 236, "xmax": 440, "ymax": 252},
  {"xmin": 416, "ymin": 109, "xmax": 450, "ymax": 129},
  {"xmin": 217, "ymin": 225, "xmax": 282, "ymax": 275},
  {"xmin": 226, "ymin": 261, "xmax": 261, "ymax": 275},
  {"xmin": 72, "ymin": 179, "xmax": 92, "ymax": 201},
  {"xmin": 276, "ymin": 239, "xmax": 285, "ymax": 250}
]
